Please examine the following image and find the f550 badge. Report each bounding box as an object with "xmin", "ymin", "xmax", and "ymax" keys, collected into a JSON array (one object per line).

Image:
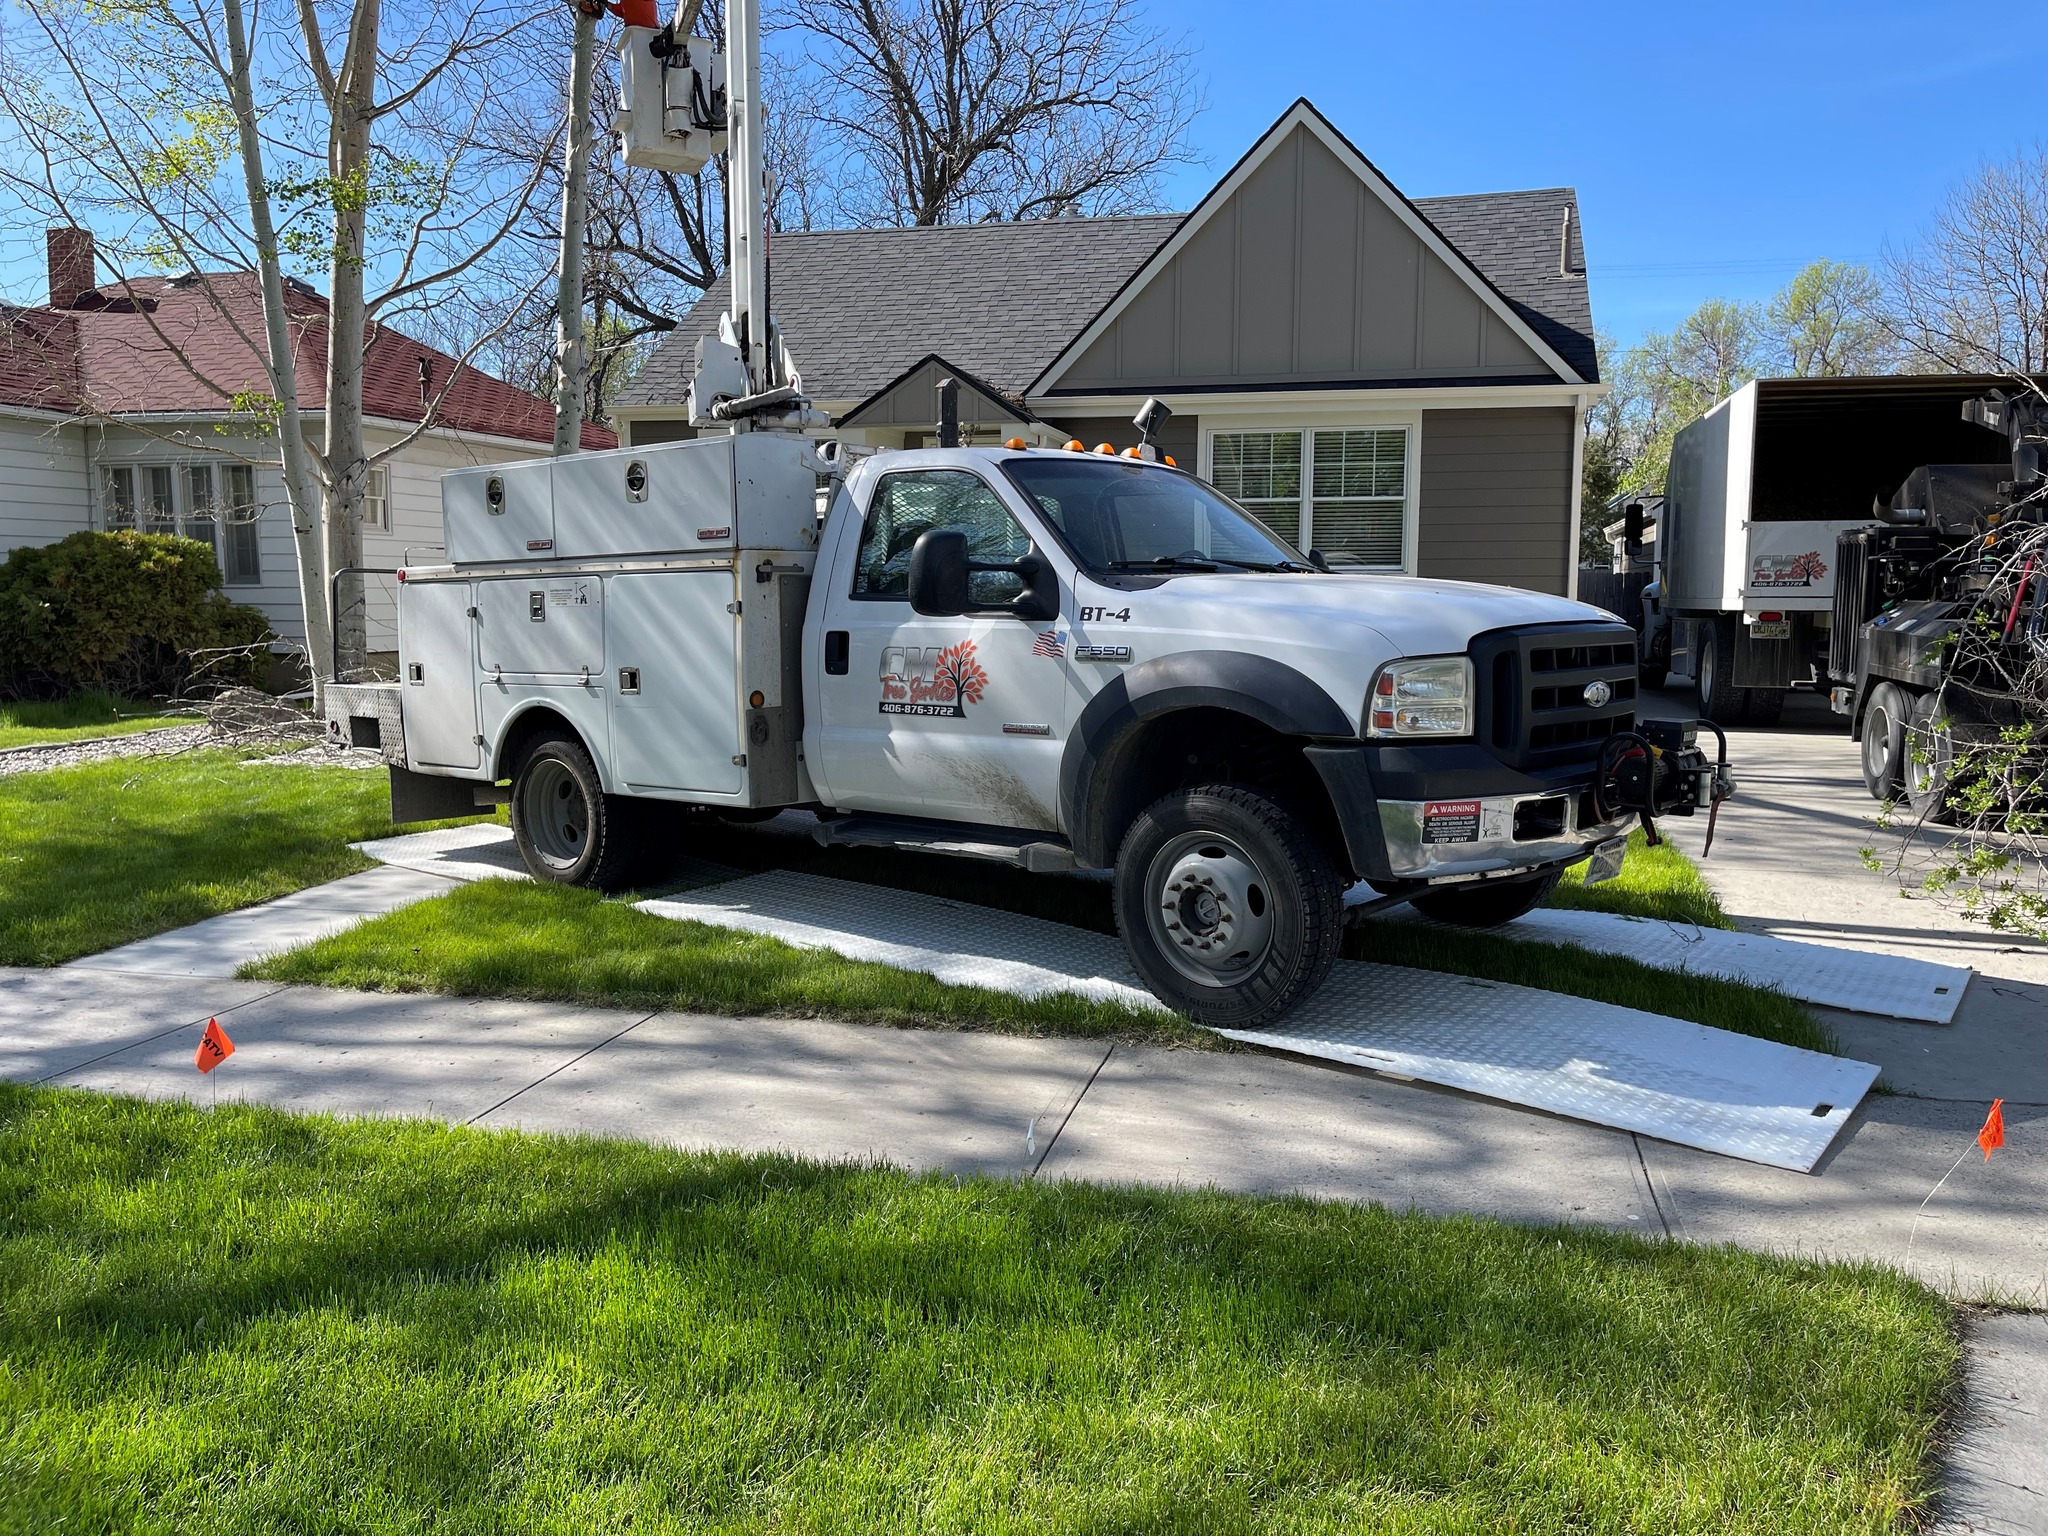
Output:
[{"xmin": 1075, "ymin": 644, "xmax": 1132, "ymax": 663}]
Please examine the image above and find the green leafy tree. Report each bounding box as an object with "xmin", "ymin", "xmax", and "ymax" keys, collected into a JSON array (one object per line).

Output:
[{"xmin": 1767, "ymin": 260, "xmax": 1895, "ymax": 376}]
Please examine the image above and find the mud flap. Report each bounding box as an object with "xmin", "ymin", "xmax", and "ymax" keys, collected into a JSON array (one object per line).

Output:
[{"xmin": 390, "ymin": 765, "xmax": 486, "ymax": 825}]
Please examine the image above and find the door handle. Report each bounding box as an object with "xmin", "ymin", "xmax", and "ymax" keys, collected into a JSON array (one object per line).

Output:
[
  {"xmin": 618, "ymin": 667, "xmax": 641, "ymax": 695},
  {"xmin": 824, "ymin": 630, "xmax": 849, "ymax": 675}
]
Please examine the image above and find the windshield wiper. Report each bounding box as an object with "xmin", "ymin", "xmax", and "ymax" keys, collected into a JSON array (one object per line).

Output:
[{"xmin": 1106, "ymin": 555, "xmax": 1222, "ymax": 572}]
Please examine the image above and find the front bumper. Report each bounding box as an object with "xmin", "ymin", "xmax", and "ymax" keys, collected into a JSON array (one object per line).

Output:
[
  {"xmin": 1303, "ymin": 742, "xmax": 1632, "ymax": 885},
  {"xmin": 1377, "ymin": 791, "xmax": 1630, "ymax": 880}
]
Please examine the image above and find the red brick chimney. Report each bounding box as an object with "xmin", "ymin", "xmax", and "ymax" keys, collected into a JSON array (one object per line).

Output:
[{"xmin": 45, "ymin": 227, "xmax": 96, "ymax": 308}]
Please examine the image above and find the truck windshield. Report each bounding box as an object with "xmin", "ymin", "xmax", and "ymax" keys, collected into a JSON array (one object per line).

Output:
[{"xmin": 1001, "ymin": 457, "xmax": 1308, "ymax": 575}]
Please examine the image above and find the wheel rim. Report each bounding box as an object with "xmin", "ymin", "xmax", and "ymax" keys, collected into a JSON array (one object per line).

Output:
[
  {"xmin": 1144, "ymin": 830, "xmax": 1277, "ymax": 989},
  {"xmin": 1698, "ymin": 637, "xmax": 1716, "ymax": 707},
  {"xmin": 1862, "ymin": 702, "xmax": 1893, "ymax": 783},
  {"xmin": 1907, "ymin": 714, "xmax": 1952, "ymax": 799},
  {"xmin": 519, "ymin": 757, "xmax": 589, "ymax": 870}
]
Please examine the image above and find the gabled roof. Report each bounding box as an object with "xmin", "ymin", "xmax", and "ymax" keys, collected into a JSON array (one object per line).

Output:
[
  {"xmin": 0, "ymin": 271, "xmax": 614, "ymax": 449},
  {"xmin": 1031, "ymin": 100, "xmax": 1588, "ymax": 394},
  {"xmin": 616, "ymin": 105, "xmax": 1597, "ymax": 411},
  {"xmin": 836, "ymin": 352, "xmax": 1037, "ymax": 429},
  {"xmin": 616, "ymin": 216, "xmax": 1181, "ymax": 410}
]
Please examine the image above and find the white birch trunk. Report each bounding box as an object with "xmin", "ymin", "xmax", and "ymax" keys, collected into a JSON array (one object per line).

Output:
[{"xmin": 553, "ymin": 4, "xmax": 600, "ymax": 455}]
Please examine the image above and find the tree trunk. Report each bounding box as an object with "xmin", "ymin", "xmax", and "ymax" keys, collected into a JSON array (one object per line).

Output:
[
  {"xmin": 553, "ymin": 3, "xmax": 600, "ymax": 455},
  {"xmin": 323, "ymin": 0, "xmax": 381, "ymax": 680},
  {"xmin": 223, "ymin": 0, "xmax": 333, "ymax": 689}
]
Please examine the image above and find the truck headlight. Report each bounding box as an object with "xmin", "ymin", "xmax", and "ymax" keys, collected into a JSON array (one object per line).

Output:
[{"xmin": 1367, "ymin": 657, "xmax": 1474, "ymax": 738}]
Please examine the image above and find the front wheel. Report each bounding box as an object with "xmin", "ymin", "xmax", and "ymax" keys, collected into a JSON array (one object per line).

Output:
[
  {"xmin": 1903, "ymin": 692, "xmax": 1957, "ymax": 824},
  {"xmin": 1409, "ymin": 868, "xmax": 1561, "ymax": 928},
  {"xmin": 1113, "ymin": 785, "xmax": 1344, "ymax": 1029}
]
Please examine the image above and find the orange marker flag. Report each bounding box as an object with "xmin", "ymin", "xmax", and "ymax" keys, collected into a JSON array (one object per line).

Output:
[
  {"xmin": 194, "ymin": 1017, "xmax": 236, "ymax": 1074},
  {"xmin": 1977, "ymin": 1099, "xmax": 2005, "ymax": 1161}
]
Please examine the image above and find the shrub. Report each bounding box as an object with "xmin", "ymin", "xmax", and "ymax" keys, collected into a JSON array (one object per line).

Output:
[{"xmin": 0, "ymin": 531, "xmax": 274, "ymax": 702}]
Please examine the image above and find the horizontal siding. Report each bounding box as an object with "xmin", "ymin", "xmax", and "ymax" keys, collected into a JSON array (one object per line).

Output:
[
  {"xmin": 1416, "ymin": 407, "xmax": 1573, "ymax": 595},
  {"xmin": 0, "ymin": 416, "xmax": 91, "ymax": 549}
]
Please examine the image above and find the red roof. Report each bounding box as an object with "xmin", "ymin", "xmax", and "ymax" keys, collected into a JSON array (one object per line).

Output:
[{"xmin": 0, "ymin": 270, "xmax": 614, "ymax": 450}]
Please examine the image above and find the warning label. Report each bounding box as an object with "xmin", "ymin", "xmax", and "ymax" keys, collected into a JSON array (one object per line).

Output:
[{"xmin": 1421, "ymin": 800, "xmax": 1482, "ymax": 845}]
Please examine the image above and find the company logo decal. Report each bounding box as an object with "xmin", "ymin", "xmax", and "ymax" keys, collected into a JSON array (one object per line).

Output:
[
  {"xmin": 1031, "ymin": 629, "xmax": 1066, "ymax": 658},
  {"xmin": 1582, "ymin": 679, "xmax": 1613, "ymax": 708},
  {"xmin": 1751, "ymin": 550, "xmax": 1827, "ymax": 588},
  {"xmin": 880, "ymin": 640, "xmax": 988, "ymax": 717}
]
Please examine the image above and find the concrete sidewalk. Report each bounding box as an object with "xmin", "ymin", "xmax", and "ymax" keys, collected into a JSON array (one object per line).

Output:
[{"xmin": 7, "ymin": 964, "xmax": 2040, "ymax": 1303}]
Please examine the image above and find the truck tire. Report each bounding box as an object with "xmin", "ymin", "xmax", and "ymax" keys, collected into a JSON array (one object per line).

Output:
[
  {"xmin": 1409, "ymin": 868, "xmax": 1562, "ymax": 928},
  {"xmin": 1695, "ymin": 615, "xmax": 1744, "ymax": 724},
  {"xmin": 1113, "ymin": 784, "xmax": 1344, "ymax": 1029},
  {"xmin": 510, "ymin": 730, "xmax": 641, "ymax": 890},
  {"xmin": 1903, "ymin": 692, "xmax": 1957, "ymax": 824},
  {"xmin": 1860, "ymin": 683, "xmax": 1907, "ymax": 800},
  {"xmin": 1743, "ymin": 688, "xmax": 1785, "ymax": 726}
]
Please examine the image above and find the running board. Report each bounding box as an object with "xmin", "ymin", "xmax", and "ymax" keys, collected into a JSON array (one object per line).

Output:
[{"xmin": 811, "ymin": 816, "xmax": 1077, "ymax": 873}]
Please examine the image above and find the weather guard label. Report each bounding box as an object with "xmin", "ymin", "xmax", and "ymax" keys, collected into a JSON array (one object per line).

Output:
[{"xmin": 1421, "ymin": 800, "xmax": 1482, "ymax": 845}]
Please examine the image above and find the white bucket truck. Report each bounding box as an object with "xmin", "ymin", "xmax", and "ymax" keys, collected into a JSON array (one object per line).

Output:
[{"xmin": 322, "ymin": 0, "xmax": 1729, "ymax": 1026}]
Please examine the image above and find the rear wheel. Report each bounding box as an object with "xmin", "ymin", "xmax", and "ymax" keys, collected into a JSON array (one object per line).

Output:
[
  {"xmin": 1113, "ymin": 785, "xmax": 1343, "ymax": 1029},
  {"xmin": 510, "ymin": 731, "xmax": 641, "ymax": 890},
  {"xmin": 1410, "ymin": 868, "xmax": 1562, "ymax": 928},
  {"xmin": 1695, "ymin": 616, "xmax": 1745, "ymax": 724},
  {"xmin": 1903, "ymin": 692, "xmax": 1957, "ymax": 823},
  {"xmin": 1860, "ymin": 683, "xmax": 1907, "ymax": 800}
]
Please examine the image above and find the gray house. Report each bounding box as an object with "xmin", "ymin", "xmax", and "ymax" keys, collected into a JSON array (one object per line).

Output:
[{"xmin": 614, "ymin": 99, "xmax": 1601, "ymax": 595}]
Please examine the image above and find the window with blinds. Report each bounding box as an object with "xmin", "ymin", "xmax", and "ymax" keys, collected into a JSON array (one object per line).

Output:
[
  {"xmin": 1310, "ymin": 428, "xmax": 1407, "ymax": 569},
  {"xmin": 1210, "ymin": 431, "xmax": 1303, "ymax": 545},
  {"xmin": 1210, "ymin": 427, "xmax": 1410, "ymax": 569}
]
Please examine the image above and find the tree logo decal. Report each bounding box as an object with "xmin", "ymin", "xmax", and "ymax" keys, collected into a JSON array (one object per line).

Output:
[{"xmin": 878, "ymin": 639, "xmax": 990, "ymax": 717}]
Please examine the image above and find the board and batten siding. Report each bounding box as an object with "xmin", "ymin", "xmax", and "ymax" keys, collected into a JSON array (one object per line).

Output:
[
  {"xmin": 1054, "ymin": 125, "xmax": 1550, "ymax": 394},
  {"xmin": 0, "ymin": 413, "xmax": 91, "ymax": 550},
  {"xmin": 1415, "ymin": 407, "xmax": 1574, "ymax": 595}
]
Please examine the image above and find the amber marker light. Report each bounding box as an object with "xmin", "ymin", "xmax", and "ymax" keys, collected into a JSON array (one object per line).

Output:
[
  {"xmin": 750, "ymin": 690, "xmax": 765, "ymax": 708},
  {"xmin": 1004, "ymin": 437, "xmax": 1027, "ymax": 450},
  {"xmin": 1064, "ymin": 439, "xmax": 1085, "ymax": 451},
  {"xmin": 1163, "ymin": 455, "xmax": 1177, "ymax": 467},
  {"xmin": 1095, "ymin": 443, "xmax": 1115, "ymax": 454}
]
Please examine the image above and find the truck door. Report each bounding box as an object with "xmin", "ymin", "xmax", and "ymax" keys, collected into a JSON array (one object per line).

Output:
[
  {"xmin": 398, "ymin": 578, "xmax": 480, "ymax": 769},
  {"xmin": 813, "ymin": 466, "xmax": 1068, "ymax": 831}
]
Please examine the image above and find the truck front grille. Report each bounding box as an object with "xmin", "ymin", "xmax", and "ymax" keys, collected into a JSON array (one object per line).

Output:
[{"xmin": 1473, "ymin": 622, "xmax": 1638, "ymax": 770}]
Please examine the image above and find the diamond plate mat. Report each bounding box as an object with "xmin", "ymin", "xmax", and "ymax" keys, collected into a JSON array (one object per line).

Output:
[
  {"xmin": 638, "ymin": 871, "xmax": 1879, "ymax": 1171},
  {"xmin": 355, "ymin": 823, "xmax": 530, "ymax": 883},
  {"xmin": 1379, "ymin": 905, "xmax": 1970, "ymax": 1024},
  {"xmin": 356, "ymin": 823, "xmax": 736, "ymax": 890},
  {"xmin": 638, "ymin": 871, "xmax": 1160, "ymax": 1009}
]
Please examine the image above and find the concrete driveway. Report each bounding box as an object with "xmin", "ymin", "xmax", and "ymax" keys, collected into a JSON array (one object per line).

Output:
[{"xmin": 1643, "ymin": 686, "xmax": 2048, "ymax": 1109}]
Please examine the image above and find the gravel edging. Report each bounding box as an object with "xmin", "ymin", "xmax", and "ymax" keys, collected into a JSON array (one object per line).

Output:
[{"xmin": 0, "ymin": 724, "xmax": 220, "ymax": 777}]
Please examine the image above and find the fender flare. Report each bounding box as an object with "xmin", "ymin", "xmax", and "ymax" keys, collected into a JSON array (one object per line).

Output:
[
  {"xmin": 492, "ymin": 698, "xmax": 614, "ymax": 791},
  {"xmin": 1059, "ymin": 650, "xmax": 1356, "ymax": 866}
]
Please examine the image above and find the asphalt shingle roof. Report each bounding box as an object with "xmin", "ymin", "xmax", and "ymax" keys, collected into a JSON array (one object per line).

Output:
[
  {"xmin": 1, "ymin": 271, "xmax": 615, "ymax": 448},
  {"xmin": 1412, "ymin": 188, "xmax": 1596, "ymax": 382},
  {"xmin": 616, "ymin": 189, "xmax": 1597, "ymax": 412}
]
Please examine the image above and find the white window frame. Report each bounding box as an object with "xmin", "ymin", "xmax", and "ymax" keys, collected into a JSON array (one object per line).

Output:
[
  {"xmin": 363, "ymin": 464, "xmax": 391, "ymax": 532},
  {"xmin": 95, "ymin": 456, "xmax": 264, "ymax": 585},
  {"xmin": 1201, "ymin": 411, "xmax": 1422, "ymax": 575}
]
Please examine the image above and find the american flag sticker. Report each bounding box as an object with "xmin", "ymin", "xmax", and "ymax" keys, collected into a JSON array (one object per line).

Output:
[{"xmin": 1031, "ymin": 629, "xmax": 1067, "ymax": 659}]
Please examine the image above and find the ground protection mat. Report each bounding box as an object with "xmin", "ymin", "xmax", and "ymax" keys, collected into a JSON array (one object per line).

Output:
[
  {"xmin": 1402, "ymin": 906, "xmax": 1971, "ymax": 1024},
  {"xmin": 639, "ymin": 871, "xmax": 1879, "ymax": 1172}
]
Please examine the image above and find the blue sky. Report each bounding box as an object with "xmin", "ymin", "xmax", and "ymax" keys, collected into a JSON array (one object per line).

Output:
[{"xmin": 1156, "ymin": 0, "xmax": 2048, "ymax": 349}]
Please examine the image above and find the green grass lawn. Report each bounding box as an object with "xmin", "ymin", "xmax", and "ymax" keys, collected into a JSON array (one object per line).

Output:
[
  {"xmin": 0, "ymin": 1085, "xmax": 1956, "ymax": 1535},
  {"xmin": 0, "ymin": 689, "xmax": 202, "ymax": 749},
  {"xmin": 253, "ymin": 819, "xmax": 1828, "ymax": 1052},
  {"xmin": 0, "ymin": 749, "xmax": 478, "ymax": 967}
]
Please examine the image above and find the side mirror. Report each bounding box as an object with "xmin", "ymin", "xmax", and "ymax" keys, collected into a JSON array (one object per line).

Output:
[
  {"xmin": 908, "ymin": 528, "xmax": 971, "ymax": 616},
  {"xmin": 1623, "ymin": 501, "xmax": 1646, "ymax": 554},
  {"xmin": 1306, "ymin": 547, "xmax": 1331, "ymax": 572},
  {"xmin": 907, "ymin": 527, "xmax": 1060, "ymax": 621}
]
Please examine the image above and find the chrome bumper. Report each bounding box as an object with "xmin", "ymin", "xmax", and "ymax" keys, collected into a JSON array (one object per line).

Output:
[{"xmin": 1379, "ymin": 791, "xmax": 1632, "ymax": 881}]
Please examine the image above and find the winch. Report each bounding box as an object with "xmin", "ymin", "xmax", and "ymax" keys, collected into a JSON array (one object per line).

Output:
[{"xmin": 1595, "ymin": 719, "xmax": 1736, "ymax": 853}]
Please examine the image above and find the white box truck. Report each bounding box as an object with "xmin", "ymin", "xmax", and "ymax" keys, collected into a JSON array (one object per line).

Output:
[{"xmin": 1647, "ymin": 376, "xmax": 2018, "ymax": 724}]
